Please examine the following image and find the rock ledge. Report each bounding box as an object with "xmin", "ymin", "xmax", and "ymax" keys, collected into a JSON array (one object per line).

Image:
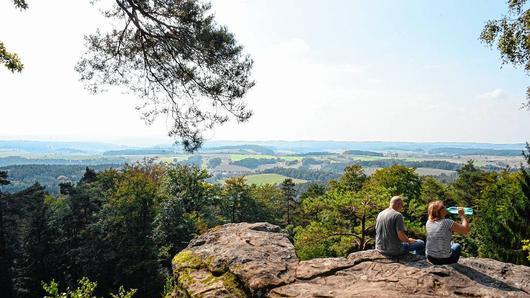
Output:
[{"xmin": 171, "ymin": 222, "xmax": 530, "ymax": 297}]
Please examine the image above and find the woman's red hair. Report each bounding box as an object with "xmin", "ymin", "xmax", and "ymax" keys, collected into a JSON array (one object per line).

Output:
[{"xmin": 428, "ymin": 200, "xmax": 445, "ymax": 221}]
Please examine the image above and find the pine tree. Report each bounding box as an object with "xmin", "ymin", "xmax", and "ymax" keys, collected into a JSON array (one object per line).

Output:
[
  {"xmin": 280, "ymin": 179, "xmax": 297, "ymax": 226},
  {"xmin": 0, "ymin": 171, "xmax": 13, "ymax": 298}
]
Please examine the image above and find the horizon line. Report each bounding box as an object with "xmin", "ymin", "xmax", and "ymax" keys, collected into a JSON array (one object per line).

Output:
[{"xmin": 0, "ymin": 138, "xmax": 526, "ymax": 147}]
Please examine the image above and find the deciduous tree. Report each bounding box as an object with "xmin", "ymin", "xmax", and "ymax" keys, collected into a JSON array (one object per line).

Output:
[
  {"xmin": 328, "ymin": 165, "xmax": 367, "ymax": 193},
  {"xmin": 480, "ymin": 0, "xmax": 530, "ymax": 108},
  {"xmin": 221, "ymin": 176, "xmax": 268, "ymax": 223}
]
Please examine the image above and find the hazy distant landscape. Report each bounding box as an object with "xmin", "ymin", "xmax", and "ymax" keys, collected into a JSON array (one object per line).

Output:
[{"xmin": 0, "ymin": 139, "xmax": 525, "ymax": 194}]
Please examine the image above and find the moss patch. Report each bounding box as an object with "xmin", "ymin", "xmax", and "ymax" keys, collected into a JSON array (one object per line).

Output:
[
  {"xmin": 172, "ymin": 250, "xmax": 247, "ymax": 297},
  {"xmin": 177, "ymin": 268, "xmax": 195, "ymax": 287},
  {"xmin": 172, "ymin": 250, "xmax": 203, "ymax": 270},
  {"xmin": 220, "ymin": 272, "xmax": 246, "ymax": 297},
  {"xmin": 199, "ymin": 271, "xmax": 246, "ymax": 297}
]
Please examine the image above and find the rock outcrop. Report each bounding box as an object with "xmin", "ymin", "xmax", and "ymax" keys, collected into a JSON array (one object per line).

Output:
[{"xmin": 171, "ymin": 222, "xmax": 530, "ymax": 297}]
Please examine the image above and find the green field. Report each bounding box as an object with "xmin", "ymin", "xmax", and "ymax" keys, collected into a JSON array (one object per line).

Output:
[
  {"xmin": 242, "ymin": 174, "xmax": 306, "ymax": 185},
  {"xmin": 415, "ymin": 168, "xmax": 456, "ymax": 176},
  {"xmin": 362, "ymin": 167, "xmax": 456, "ymax": 177},
  {"xmin": 157, "ymin": 155, "xmax": 189, "ymax": 163},
  {"xmin": 229, "ymin": 154, "xmax": 303, "ymax": 162}
]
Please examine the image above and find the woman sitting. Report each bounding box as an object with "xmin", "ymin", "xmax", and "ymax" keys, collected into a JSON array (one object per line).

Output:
[{"xmin": 426, "ymin": 200, "xmax": 470, "ymax": 265}]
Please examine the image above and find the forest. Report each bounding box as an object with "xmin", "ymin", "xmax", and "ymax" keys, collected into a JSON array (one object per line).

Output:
[{"xmin": 1, "ymin": 144, "xmax": 529, "ymax": 297}]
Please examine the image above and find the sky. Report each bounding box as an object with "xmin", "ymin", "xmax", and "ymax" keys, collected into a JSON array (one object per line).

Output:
[{"xmin": 0, "ymin": 0, "xmax": 529, "ymax": 146}]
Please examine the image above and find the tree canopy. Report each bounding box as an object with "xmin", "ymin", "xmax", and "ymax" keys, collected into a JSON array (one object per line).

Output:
[
  {"xmin": 480, "ymin": 0, "xmax": 530, "ymax": 109},
  {"xmin": 0, "ymin": 1, "xmax": 28, "ymax": 72}
]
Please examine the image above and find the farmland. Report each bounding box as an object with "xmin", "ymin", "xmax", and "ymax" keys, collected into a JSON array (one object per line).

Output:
[
  {"xmin": 0, "ymin": 140, "xmax": 526, "ymax": 195},
  {"xmin": 242, "ymin": 174, "xmax": 306, "ymax": 185},
  {"xmin": 229, "ymin": 154, "xmax": 303, "ymax": 162}
]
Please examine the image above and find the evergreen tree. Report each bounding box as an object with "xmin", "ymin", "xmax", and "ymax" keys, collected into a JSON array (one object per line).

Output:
[
  {"xmin": 0, "ymin": 170, "xmax": 8, "ymax": 186},
  {"xmin": 16, "ymin": 184, "xmax": 51, "ymax": 297},
  {"xmin": 3, "ymin": 183, "xmax": 50, "ymax": 297},
  {"xmin": 93, "ymin": 166, "xmax": 162, "ymax": 297},
  {"xmin": 295, "ymin": 186, "xmax": 389, "ymax": 259},
  {"xmin": 0, "ymin": 170, "xmax": 13, "ymax": 298},
  {"xmin": 79, "ymin": 167, "xmax": 98, "ymax": 184},
  {"xmin": 519, "ymin": 143, "xmax": 530, "ymax": 263},
  {"xmin": 4, "ymin": 0, "xmax": 255, "ymax": 151},
  {"xmin": 77, "ymin": 0, "xmax": 255, "ymax": 151},
  {"xmin": 299, "ymin": 183, "xmax": 326, "ymax": 201},
  {"xmin": 58, "ymin": 176, "xmax": 105, "ymax": 288},
  {"xmin": 280, "ymin": 178, "xmax": 297, "ymax": 226},
  {"xmin": 522, "ymin": 143, "xmax": 530, "ymax": 200},
  {"xmin": 153, "ymin": 196, "xmax": 195, "ymax": 271},
  {"xmin": 475, "ymin": 170, "xmax": 530, "ymax": 265}
]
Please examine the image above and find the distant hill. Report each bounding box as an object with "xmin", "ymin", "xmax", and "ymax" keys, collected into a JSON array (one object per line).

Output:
[
  {"xmin": 343, "ymin": 150, "xmax": 384, "ymax": 157},
  {"xmin": 1, "ymin": 139, "xmax": 525, "ymax": 155},
  {"xmin": 295, "ymin": 152, "xmax": 335, "ymax": 156},
  {"xmin": 103, "ymin": 148, "xmax": 179, "ymax": 156},
  {"xmin": 0, "ymin": 156, "xmax": 127, "ymax": 167},
  {"xmin": 200, "ymin": 140, "xmax": 526, "ymax": 154},
  {"xmin": 428, "ymin": 147, "xmax": 524, "ymax": 156},
  {"xmin": 200, "ymin": 144, "xmax": 275, "ymax": 155},
  {"xmin": 0, "ymin": 140, "xmax": 126, "ymax": 153}
]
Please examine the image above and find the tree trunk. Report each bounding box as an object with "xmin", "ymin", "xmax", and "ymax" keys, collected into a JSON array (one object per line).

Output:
[
  {"xmin": 231, "ymin": 194, "xmax": 237, "ymax": 223},
  {"xmin": 360, "ymin": 213, "xmax": 366, "ymax": 250},
  {"xmin": 287, "ymin": 198, "xmax": 291, "ymax": 226}
]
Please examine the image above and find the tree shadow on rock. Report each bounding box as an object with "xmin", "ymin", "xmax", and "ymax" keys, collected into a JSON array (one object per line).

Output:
[{"xmin": 451, "ymin": 263, "xmax": 521, "ymax": 292}]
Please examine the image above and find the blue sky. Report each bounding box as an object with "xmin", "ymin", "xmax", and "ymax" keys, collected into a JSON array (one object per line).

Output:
[
  {"xmin": 215, "ymin": 0, "xmax": 526, "ymax": 99},
  {"xmin": 0, "ymin": 0, "xmax": 528, "ymax": 145}
]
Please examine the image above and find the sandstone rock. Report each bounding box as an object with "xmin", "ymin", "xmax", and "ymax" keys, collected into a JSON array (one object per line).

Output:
[
  {"xmin": 172, "ymin": 222, "xmax": 530, "ymax": 297},
  {"xmin": 172, "ymin": 223, "xmax": 297, "ymax": 297}
]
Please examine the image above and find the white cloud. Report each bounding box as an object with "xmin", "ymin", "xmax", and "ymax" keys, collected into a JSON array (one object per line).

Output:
[
  {"xmin": 273, "ymin": 38, "xmax": 310, "ymax": 56},
  {"xmin": 477, "ymin": 88, "xmax": 506, "ymax": 100}
]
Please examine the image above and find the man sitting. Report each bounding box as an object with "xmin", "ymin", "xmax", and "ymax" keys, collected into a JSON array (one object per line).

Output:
[{"xmin": 375, "ymin": 196, "xmax": 425, "ymax": 256}]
